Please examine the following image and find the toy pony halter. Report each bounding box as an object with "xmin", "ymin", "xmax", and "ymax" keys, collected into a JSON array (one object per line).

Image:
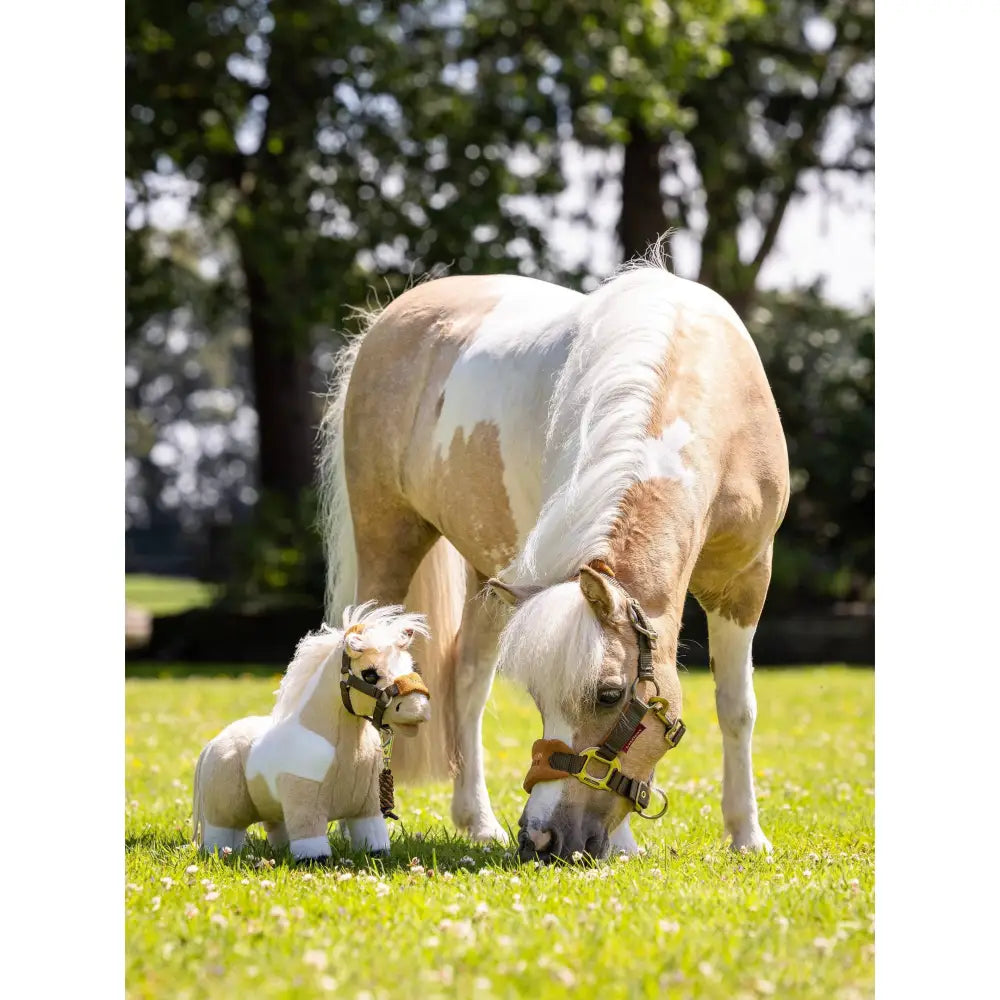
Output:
[
  {"xmin": 339, "ymin": 623, "xmax": 430, "ymax": 819},
  {"xmin": 522, "ymin": 563, "xmax": 687, "ymax": 820}
]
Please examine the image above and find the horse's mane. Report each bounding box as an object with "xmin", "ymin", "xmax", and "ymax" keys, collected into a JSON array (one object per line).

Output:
[
  {"xmin": 503, "ymin": 246, "xmax": 680, "ymax": 587},
  {"xmin": 271, "ymin": 602, "xmax": 430, "ymax": 723}
]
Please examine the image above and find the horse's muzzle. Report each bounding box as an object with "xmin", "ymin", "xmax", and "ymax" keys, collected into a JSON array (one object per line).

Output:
[{"xmin": 516, "ymin": 809, "xmax": 610, "ymax": 864}]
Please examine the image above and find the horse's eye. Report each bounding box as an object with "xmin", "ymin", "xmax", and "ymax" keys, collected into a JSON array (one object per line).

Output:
[
  {"xmin": 361, "ymin": 667, "xmax": 379, "ymax": 684},
  {"xmin": 597, "ymin": 687, "xmax": 625, "ymax": 706}
]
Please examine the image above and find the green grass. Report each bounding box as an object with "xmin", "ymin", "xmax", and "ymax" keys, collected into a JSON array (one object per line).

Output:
[
  {"xmin": 125, "ymin": 575, "xmax": 219, "ymax": 616},
  {"xmin": 126, "ymin": 668, "xmax": 873, "ymax": 1000}
]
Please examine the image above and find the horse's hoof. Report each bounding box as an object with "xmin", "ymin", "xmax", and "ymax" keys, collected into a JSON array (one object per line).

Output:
[{"xmin": 367, "ymin": 849, "xmax": 390, "ymax": 860}]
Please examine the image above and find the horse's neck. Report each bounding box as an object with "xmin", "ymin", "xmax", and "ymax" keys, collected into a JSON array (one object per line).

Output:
[{"xmin": 606, "ymin": 482, "xmax": 691, "ymax": 639}]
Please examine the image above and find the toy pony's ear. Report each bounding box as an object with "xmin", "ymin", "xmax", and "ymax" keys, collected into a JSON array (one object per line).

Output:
[
  {"xmin": 344, "ymin": 625, "xmax": 366, "ymax": 658},
  {"xmin": 396, "ymin": 627, "xmax": 416, "ymax": 650}
]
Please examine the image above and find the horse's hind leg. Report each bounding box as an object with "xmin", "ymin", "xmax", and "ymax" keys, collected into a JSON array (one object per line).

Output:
[
  {"xmin": 693, "ymin": 546, "xmax": 774, "ymax": 853},
  {"xmin": 451, "ymin": 573, "xmax": 508, "ymax": 844}
]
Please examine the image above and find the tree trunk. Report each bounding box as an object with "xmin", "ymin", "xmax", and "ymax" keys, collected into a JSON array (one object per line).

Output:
[
  {"xmin": 617, "ymin": 121, "xmax": 669, "ymax": 262},
  {"xmin": 242, "ymin": 246, "xmax": 316, "ymax": 501}
]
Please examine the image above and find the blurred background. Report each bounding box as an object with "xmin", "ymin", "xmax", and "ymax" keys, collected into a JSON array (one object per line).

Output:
[{"xmin": 125, "ymin": 0, "xmax": 874, "ymax": 664}]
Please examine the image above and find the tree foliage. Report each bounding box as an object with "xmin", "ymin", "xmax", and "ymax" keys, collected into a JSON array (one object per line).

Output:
[{"xmin": 125, "ymin": 0, "xmax": 874, "ymax": 610}]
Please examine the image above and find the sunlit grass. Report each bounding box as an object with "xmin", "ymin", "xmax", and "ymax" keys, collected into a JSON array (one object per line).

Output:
[
  {"xmin": 125, "ymin": 575, "xmax": 219, "ymax": 616},
  {"xmin": 126, "ymin": 667, "xmax": 873, "ymax": 999}
]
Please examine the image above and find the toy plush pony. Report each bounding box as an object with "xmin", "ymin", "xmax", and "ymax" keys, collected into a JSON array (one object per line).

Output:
[{"xmin": 192, "ymin": 602, "xmax": 431, "ymax": 862}]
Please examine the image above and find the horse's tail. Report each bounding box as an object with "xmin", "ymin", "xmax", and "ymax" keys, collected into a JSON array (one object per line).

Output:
[
  {"xmin": 191, "ymin": 746, "xmax": 207, "ymax": 846},
  {"xmin": 390, "ymin": 538, "xmax": 470, "ymax": 783},
  {"xmin": 318, "ymin": 332, "xmax": 368, "ymax": 619}
]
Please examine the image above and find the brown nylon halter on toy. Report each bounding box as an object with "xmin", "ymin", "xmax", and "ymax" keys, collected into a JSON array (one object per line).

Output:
[
  {"xmin": 339, "ymin": 623, "xmax": 430, "ymax": 819},
  {"xmin": 521, "ymin": 562, "xmax": 687, "ymax": 819}
]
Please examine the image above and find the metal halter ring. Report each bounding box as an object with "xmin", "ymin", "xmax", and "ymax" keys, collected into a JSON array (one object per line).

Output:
[
  {"xmin": 636, "ymin": 785, "xmax": 669, "ymax": 820},
  {"xmin": 629, "ymin": 674, "xmax": 660, "ymax": 701}
]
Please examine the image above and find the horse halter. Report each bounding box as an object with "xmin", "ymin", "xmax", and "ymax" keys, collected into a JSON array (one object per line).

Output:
[
  {"xmin": 339, "ymin": 624, "xmax": 430, "ymax": 818},
  {"xmin": 522, "ymin": 566, "xmax": 687, "ymax": 819}
]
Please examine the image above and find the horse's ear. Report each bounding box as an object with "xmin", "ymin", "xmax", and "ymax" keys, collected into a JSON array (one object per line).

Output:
[
  {"xmin": 396, "ymin": 627, "xmax": 416, "ymax": 650},
  {"xmin": 579, "ymin": 565, "xmax": 625, "ymax": 624},
  {"xmin": 486, "ymin": 579, "xmax": 543, "ymax": 607}
]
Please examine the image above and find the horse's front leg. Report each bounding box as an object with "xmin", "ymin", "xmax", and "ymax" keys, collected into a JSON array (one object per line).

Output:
[
  {"xmin": 276, "ymin": 774, "xmax": 332, "ymax": 862},
  {"xmin": 451, "ymin": 585, "xmax": 508, "ymax": 845},
  {"xmin": 703, "ymin": 557, "xmax": 773, "ymax": 853}
]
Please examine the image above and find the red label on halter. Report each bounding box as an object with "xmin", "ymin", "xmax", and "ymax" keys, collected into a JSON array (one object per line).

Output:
[{"xmin": 621, "ymin": 723, "xmax": 646, "ymax": 753}]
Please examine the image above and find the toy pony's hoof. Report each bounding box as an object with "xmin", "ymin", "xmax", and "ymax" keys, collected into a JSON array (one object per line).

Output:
[{"xmin": 294, "ymin": 855, "xmax": 332, "ymax": 868}]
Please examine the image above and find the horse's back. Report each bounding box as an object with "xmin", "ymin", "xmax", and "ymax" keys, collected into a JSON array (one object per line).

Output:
[
  {"xmin": 345, "ymin": 274, "xmax": 583, "ymax": 572},
  {"xmin": 342, "ymin": 268, "xmax": 787, "ymax": 581}
]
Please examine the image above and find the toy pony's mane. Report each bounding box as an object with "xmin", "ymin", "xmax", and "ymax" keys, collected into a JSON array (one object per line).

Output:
[{"xmin": 271, "ymin": 602, "xmax": 429, "ymax": 723}]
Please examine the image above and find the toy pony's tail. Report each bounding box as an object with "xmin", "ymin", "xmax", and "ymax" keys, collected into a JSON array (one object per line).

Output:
[{"xmin": 191, "ymin": 747, "xmax": 207, "ymax": 846}]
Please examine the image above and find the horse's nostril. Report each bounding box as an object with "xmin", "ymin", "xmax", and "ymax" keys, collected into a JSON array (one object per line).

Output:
[
  {"xmin": 527, "ymin": 828, "xmax": 552, "ymax": 852},
  {"xmin": 395, "ymin": 704, "xmax": 400, "ymax": 712}
]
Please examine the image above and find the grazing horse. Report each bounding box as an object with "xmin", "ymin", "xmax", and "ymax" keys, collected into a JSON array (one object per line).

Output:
[
  {"xmin": 319, "ymin": 251, "xmax": 788, "ymax": 862},
  {"xmin": 192, "ymin": 603, "xmax": 430, "ymax": 861}
]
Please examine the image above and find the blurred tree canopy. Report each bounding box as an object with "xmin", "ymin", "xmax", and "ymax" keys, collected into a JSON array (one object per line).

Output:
[{"xmin": 126, "ymin": 0, "xmax": 873, "ymax": 610}]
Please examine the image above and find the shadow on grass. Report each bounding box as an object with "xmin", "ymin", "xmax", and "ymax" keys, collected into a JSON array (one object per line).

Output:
[{"xmin": 127, "ymin": 822, "xmax": 531, "ymax": 873}]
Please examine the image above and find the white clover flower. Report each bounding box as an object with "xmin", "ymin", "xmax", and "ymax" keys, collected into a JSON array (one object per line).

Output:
[{"xmin": 303, "ymin": 950, "xmax": 328, "ymax": 971}]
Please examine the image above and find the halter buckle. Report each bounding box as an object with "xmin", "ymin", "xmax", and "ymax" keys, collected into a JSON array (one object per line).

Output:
[
  {"xmin": 649, "ymin": 696, "xmax": 687, "ymax": 748},
  {"xmin": 574, "ymin": 747, "xmax": 621, "ymax": 791}
]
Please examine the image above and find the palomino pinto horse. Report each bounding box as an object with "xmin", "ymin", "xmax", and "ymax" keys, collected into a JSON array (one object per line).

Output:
[{"xmin": 319, "ymin": 254, "xmax": 789, "ymax": 862}]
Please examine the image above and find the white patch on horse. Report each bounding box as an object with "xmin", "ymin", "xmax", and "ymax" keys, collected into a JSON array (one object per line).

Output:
[
  {"xmin": 642, "ymin": 418, "xmax": 695, "ymax": 488},
  {"xmin": 245, "ymin": 722, "xmax": 337, "ymax": 800},
  {"xmin": 432, "ymin": 278, "xmax": 582, "ymax": 543}
]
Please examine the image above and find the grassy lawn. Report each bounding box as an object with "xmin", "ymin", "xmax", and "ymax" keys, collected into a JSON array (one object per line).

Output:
[
  {"xmin": 125, "ymin": 575, "xmax": 219, "ymax": 616},
  {"xmin": 126, "ymin": 667, "xmax": 873, "ymax": 1000}
]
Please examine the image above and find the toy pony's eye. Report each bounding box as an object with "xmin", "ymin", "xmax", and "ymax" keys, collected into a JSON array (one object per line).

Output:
[
  {"xmin": 597, "ymin": 686, "xmax": 625, "ymax": 706},
  {"xmin": 361, "ymin": 667, "xmax": 379, "ymax": 684}
]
